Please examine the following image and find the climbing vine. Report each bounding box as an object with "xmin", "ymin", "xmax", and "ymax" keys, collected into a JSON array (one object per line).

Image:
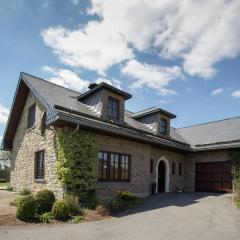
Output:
[
  {"xmin": 229, "ymin": 149, "xmax": 240, "ymax": 194},
  {"xmin": 55, "ymin": 129, "xmax": 98, "ymax": 205}
]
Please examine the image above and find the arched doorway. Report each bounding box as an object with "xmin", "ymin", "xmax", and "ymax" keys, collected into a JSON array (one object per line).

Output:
[{"xmin": 155, "ymin": 156, "xmax": 170, "ymax": 193}]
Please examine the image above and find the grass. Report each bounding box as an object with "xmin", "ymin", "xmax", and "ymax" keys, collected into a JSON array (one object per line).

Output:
[
  {"xmin": 0, "ymin": 182, "xmax": 9, "ymax": 187},
  {"xmin": 236, "ymin": 201, "xmax": 240, "ymax": 209}
]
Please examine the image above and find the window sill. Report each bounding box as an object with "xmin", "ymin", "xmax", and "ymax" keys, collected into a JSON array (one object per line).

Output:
[{"xmin": 34, "ymin": 179, "xmax": 45, "ymax": 183}]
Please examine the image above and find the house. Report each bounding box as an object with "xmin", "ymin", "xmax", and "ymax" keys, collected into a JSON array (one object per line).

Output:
[{"xmin": 1, "ymin": 72, "xmax": 239, "ymax": 199}]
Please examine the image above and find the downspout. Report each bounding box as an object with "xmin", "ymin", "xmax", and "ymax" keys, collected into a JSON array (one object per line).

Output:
[{"xmin": 73, "ymin": 123, "xmax": 80, "ymax": 133}]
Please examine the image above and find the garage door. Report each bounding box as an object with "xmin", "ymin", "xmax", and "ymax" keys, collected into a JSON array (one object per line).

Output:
[{"xmin": 195, "ymin": 162, "xmax": 232, "ymax": 193}]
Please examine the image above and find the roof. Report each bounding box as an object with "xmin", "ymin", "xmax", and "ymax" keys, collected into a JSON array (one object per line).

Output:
[
  {"xmin": 78, "ymin": 82, "xmax": 132, "ymax": 100},
  {"xmin": 132, "ymin": 107, "xmax": 176, "ymax": 119},
  {"xmin": 1, "ymin": 72, "xmax": 190, "ymax": 151},
  {"xmin": 2, "ymin": 72, "xmax": 240, "ymax": 152},
  {"xmin": 175, "ymin": 117, "xmax": 240, "ymax": 150}
]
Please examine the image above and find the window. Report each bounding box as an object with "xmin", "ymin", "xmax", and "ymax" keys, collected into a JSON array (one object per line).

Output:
[
  {"xmin": 27, "ymin": 104, "xmax": 36, "ymax": 129},
  {"xmin": 179, "ymin": 163, "xmax": 182, "ymax": 175},
  {"xmin": 98, "ymin": 151, "xmax": 130, "ymax": 181},
  {"xmin": 150, "ymin": 158, "xmax": 154, "ymax": 173},
  {"xmin": 35, "ymin": 150, "xmax": 45, "ymax": 180},
  {"xmin": 160, "ymin": 118, "xmax": 167, "ymax": 135},
  {"xmin": 107, "ymin": 97, "xmax": 119, "ymax": 120},
  {"xmin": 172, "ymin": 162, "xmax": 176, "ymax": 175}
]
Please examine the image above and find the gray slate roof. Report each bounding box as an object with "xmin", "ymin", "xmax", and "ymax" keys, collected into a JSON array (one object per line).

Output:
[
  {"xmin": 4, "ymin": 72, "xmax": 240, "ymax": 151},
  {"xmin": 175, "ymin": 118, "xmax": 240, "ymax": 149}
]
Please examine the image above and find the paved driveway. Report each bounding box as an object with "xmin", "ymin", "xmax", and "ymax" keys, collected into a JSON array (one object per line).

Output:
[{"xmin": 1, "ymin": 193, "xmax": 240, "ymax": 240}]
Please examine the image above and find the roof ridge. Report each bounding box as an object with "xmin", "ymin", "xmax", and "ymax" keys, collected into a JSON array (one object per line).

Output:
[
  {"xmin": 20, "ymin": 72, "xmax": 81, "ymax": 95},
  {"xmin": 133, "ymin": 106, "xmax": 157, "ymax": 114},
  {"xmin": 177, "ymin": 115, "xmax": 240, "ymax": 130}
]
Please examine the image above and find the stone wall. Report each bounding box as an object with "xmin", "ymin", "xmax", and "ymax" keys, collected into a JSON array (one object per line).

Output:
[
  {"xmin": 184, "ymin": 149, "xmax": 230, "ymax": 191},
  {"xmin": 96, "ymin": 134, "xmax": 152, "ymax": 198},
  {"xmin": 10, "ymin": 92, "xmax": 63, "ymax": 199},
  {"xmin": 151, "ymin": 147, "xmax": 185, "ymax": 192}
]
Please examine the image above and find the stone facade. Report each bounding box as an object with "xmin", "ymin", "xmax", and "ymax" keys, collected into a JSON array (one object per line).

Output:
[
  {"xmin": 10, "ymin": 92, "xmax": 63, "ymax": 199},
  {"xmin": 10, "ymin": 91, "xmax": 231, "ymax": 200},
  {"xmin": 184, "ymin": 150, "xmax": 230, "ymax": 191}
]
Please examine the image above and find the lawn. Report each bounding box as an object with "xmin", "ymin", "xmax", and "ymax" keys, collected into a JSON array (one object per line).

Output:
[
  {"xmin": 236, "ymin": 201, "xmax": 240, "ymax": 209},
  {"xmin": 0, "ymin": 182, "xmax": 9, "ymax": 187}
]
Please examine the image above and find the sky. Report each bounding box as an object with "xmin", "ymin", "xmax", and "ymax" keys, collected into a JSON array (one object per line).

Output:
[{"xmin": 0, "ymin": 0, "xmax": 240, "ymax": 140}]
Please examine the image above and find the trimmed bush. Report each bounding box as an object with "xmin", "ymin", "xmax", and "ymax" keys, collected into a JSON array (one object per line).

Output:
[
  {"xmin": 6, "ymin": 185, "xmax": 13, "ymax": 191},
  {"xmin": 0, "ymin": 178, "xmax": 7, "ymax": 183},
  {"xmin": 115, "ymin": 191, "xmax": 139, "ymax": 203},
  {"xmin": 19, "ymin": 188, "xmax": 31, "ymax": 196},
  {"xmin": 64, "ymin": 194, "xmax": 80, "ymax": 215},
  {"xmin": 35, "ymin": 189, "xmax": 55, "ymax": 214},
  {"xmin": 16, "ymin": 195, "xmax": 36, "ymax": 221},
  {"xmin": 39, "ymin": 212, "xmax": 53, "ymax": 223},
  {"xmin": 96, "ymin": 204, "xmax": 110, "ymax": 216},
  {"xmin": 52, "ymin": 200, "xmax": 69, "ymax": 220}
]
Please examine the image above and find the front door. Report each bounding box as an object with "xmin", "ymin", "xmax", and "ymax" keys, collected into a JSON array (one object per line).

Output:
[{"xmin": 158, "ymin": 161, "xmax": 165, "ymax": 192}]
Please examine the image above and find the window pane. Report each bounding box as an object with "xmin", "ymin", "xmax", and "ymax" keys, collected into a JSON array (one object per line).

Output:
[
  {"xmin": 27, "ymin": 104, "xmax": 36, "ymax": 129},
  {"xmin": 107, "ymin": 97, "xmax": 119, "ymax": 120},
  {"xmin": 35, "ymin": 151, "xmax": 44, "ymax": 179}
]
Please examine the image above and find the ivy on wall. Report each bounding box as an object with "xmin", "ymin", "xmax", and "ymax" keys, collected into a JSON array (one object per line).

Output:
[
  {"xmin": 55, "ymin": 129, "xmax": 98, "ymax": 205},
  {"xmin": 229, "ymin": 149, "xmax": 240, "ymax": 194}
]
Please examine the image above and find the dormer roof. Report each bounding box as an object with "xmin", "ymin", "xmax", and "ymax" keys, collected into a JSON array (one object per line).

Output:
[
  {"xmin": 132, "ymin": 107, "xmax": 176, "ymax": 119},
  {"xmin": 78, "ymin": 82, "xmax": 132, "ymax": 101}
]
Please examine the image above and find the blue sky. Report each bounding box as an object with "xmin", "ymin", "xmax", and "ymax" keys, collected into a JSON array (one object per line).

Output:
[{"xmin": 0, "ymin": 0, "xmax": 240, "ymax": 139}]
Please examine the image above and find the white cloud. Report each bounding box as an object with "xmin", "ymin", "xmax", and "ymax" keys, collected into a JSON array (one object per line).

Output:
[
  {"xmin": 0, "ymin": 105, "xmax": 9, "ymax": 124},
  {"xmin": 121, "ymin": 60, "xmax": 182, "ymax": 96},
  {"xmin": 42, "ymin": 66, "xmax": 90, "ymax": 92},
  {"xmin": 96, "ymin": 78, "xmax": 122, "ymax": 89},
  {"xmin": 211, "ymin": 88, "xmax": 223, "ymax": 96},
  {"xmin": 42, "ymin": 0, "xmax": 240, "ymax": 90},
  {"xmin": 232, "ymin": 90, "xmax": 240, "ymax": 98}
]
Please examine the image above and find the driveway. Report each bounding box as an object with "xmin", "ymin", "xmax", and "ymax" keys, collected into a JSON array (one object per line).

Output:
[
  {"xmin": 0, "ymin": 190, "xmax": 16, "ymax": 216},
  {"xmin": 0, "ymin": 193, "xmax": 240, "ymax": 240}
]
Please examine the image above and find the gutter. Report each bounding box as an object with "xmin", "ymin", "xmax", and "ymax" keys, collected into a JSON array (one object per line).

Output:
[{"xmin": 54, "ymin": 111, "xmax": 192, "ymax": 152}]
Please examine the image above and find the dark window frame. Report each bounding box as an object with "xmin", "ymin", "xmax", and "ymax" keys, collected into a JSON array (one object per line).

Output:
[
  {"xmin": 172, "ymin": 162, "xmax": 176, "ymax": 175},
  {"xmin": 34, "ymin": 150, "xmax": 45, "ymax": 180},
  {"xmin": 160, "ymin": 118, "xmax": 167, "ymax": 135},
  {"xmin": 179, "ymin": 163, "xmax": 182, "ymax": 175},
  {"xmin": 107, "ymin": 96, "xmax": 120, "ymax": 120},
  {"xmin": 98, "ymin": 151, "xmax": 131, "ymax": 182},
  {"xmin": 27, "ymin": 103, "xmax": 36, "ymax": 129}
]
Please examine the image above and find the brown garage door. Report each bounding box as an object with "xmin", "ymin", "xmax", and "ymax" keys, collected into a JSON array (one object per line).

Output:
[{"xmin": 195, "ymin": 162, "xmax": 232, "ymax": 193}]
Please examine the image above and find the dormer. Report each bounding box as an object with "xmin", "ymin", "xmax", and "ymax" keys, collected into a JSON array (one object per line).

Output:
[
  {"xmin": 78, "ymin": 82, "xmax": 132, "ymax": 122},
  {"xmin": 132, "ymin": 107, "xmax": 176, "ymax": 138}
]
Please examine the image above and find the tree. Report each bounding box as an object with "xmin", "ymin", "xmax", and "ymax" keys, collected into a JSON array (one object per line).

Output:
[{"xmin": 0, "ymin": 150, "xmax": 11, "ymax": 169}]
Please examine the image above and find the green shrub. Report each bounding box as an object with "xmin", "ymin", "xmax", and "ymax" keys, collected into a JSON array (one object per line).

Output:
[
  {"xmin": 16, "ymin": 195, "xmax": 36, "ymax": 221},
  {"xmin": 11, "ymin": 196, "xmax": 24, "ymax": 206},
  {"xmin": 236, "ymin": 201, "xmax": 240, "ymax": 209},
  {"xmin": 86, "ymin": 191, "xmax": 99, "ymax": 209},
  {"xmin": 35, "ymin": 189, "xmax": 55, "ymax": 214},
  {"xmin": 0, "ymin": 178, "xmax": 7, "ymax": 183},
  {"xmin": 71, "ymin": 215, "xmax": 84, "ymax": 224},
  {"xmin": 19, "ymin": 188, "xmax": 31, "ymax": 196},
  {"xmin": 6, "ymin": 185, "xmax": 13, "ymax": 191},
  {"xmin": 39, "ymin": 212, "xmax": 53, "ymax": 223},
  {"xmin": 106, "ymin": 199, "xmax": 122, "ymax": 213},
  {"xmin": 64, "ymin": 194, "xmax": 80, "ymax": 215},
  {"xmin": 78, "ymin": 208, "xmax": 86, "ymax": 216},
  {"xmin": 115, "ymin": 191, "xmax": 140, "ymax": 203},
  {"xmin": 96, "ymin": 204, "xmax": 110, "ymax": 216},
  {"xmin": 52, "ymin": 200, "xmax": 69, "ymax": 220}
]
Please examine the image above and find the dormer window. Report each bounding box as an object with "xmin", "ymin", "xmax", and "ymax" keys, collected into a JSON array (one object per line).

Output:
[
  {"xmin": 107, "ymin": 97, "xmax": 119, "ymax": 120},
  {"xmin": 160, "ymin": 118, "xmax": 167, "ymax": 135}
]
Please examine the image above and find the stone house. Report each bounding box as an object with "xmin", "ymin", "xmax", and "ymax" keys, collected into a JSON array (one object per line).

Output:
[{"xmin": 1, "ymin": 72, "xmax": 239, "ymax": 199}]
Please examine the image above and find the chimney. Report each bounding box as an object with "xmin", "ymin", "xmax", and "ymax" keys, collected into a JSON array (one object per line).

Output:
[{"xmin": 88, "ymin": 83, "xmax": 98, "ymax": 90}]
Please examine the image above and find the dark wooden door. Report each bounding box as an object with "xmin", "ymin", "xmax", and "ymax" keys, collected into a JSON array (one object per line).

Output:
[
  {"xmin": 158, "ymin": 161, "xmax": 165, "ymax": 192},
  {"xmin": 195, "ymin": 162, "xmax": 232, "ymax": 193}
]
